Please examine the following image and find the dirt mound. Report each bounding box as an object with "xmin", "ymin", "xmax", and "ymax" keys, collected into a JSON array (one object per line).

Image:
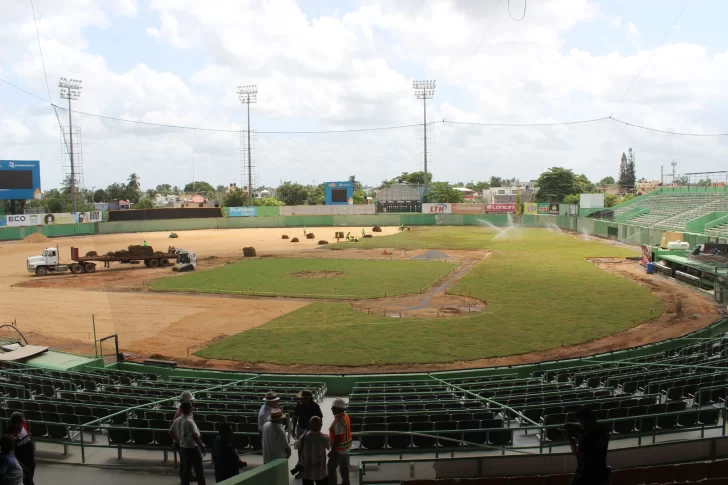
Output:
[
  {"xmin": 292, "ymin": 270, "xmax": 343, "ymax": 279},
  {"xmin": 318, "ymin": 240, "xmax": 328, "ymax": 245},
  {"xmin": 85, "ymin": 251, "xmax": 98, "ymax": 257},
  {"xmin": 282, "ymin": 235, "xmax": 289, "ymax": 239},
  {"xmin": 291, "ymin": 237, "xmax": 299, "ymax": 243},
  {"xmin": 306, "ymin": 233, "xmax": 315, "ymax": 239},
  {"xmin": 23, "ymin": 232, "xmax": 49, "ymax": 243},
  {"xmin": 372, "ymin": 225, "xmax": 382, "ymax": 232}
]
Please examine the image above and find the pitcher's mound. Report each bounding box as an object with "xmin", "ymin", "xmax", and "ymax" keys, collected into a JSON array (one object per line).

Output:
[
  {"xmin": 412, "ymin": 250, "xmax": 449, "ymax": 260},
  {"xmin": 24, "ymin": 232, "xmax": 49, "ymax": 243},
  {"xmin": 292, "ymin": 270, "xmax": 343, "ymax": 279}
]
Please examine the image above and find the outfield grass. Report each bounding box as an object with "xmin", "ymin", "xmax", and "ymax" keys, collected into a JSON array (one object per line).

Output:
[
  {"xmin": 197, "ymin": 227, "xmax": 663, "ymax": 366},
  {"xmin": 149, "ymin": 258, "xmax": 456, "ymax": 299}
]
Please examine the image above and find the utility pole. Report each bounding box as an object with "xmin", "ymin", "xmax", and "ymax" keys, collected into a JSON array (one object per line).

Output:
[
  {"xmin": 238, "ymin": 85, "xmax": 258, "ymax": 206},
  {"xmin": 59, "ymin": 77, "xmax": 82, "ymax": 212},
  {"xmin": 413, "ymin": 80, "xmax": 435, "ymax": 194}
]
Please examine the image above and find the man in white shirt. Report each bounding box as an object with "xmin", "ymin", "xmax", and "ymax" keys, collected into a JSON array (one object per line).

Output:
[
  {"xmin": 262, "ymin": 409, "xmax": 291, "ymax": 464},
  {"xmin": 170, "ymin": 401, "xmax": 207, "ymax": 485},
  {"xmin": 258, "ymin": 391, "xmax": 281, "ymax": 432}
]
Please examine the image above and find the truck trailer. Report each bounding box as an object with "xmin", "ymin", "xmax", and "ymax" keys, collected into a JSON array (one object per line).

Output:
[{"xmin": 27, "ymin": 246, "xmax": 183, "ymax": 276}]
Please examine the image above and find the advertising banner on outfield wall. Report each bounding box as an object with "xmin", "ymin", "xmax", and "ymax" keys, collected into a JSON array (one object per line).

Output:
[
  {"xmin": 523, "ymin": 203, "xmax": 537, "ymax": 215},
  {"xmin": 451, "ymin": 203, "xmax": 485, "ymax": 214},
  {"xmin": 3, "ymin": 214, "xmax": 43, "ymax": 227},
  {"xmin": 422, "ymin": 203, "xmax": 451, "ymax": 214},
  {"xmin": 549, "ymin": 203, "xmax": 560, "ymax": 215},
  {"xmin": 485, "ymin": 203, "xmax": 516, "ymax": 213},
  {"xmin": 74, "ymin": 211, "xmax": 103, "ymax": 223},
  {"xmin": 569, "ymin": 204, "xmax": 578, "ymax": 216},
  {"xmin": 42, "ymin": 213, "xmax": 75, "ymax": 225},
  {"xmin": 228, "ymin": 207, "xmax": 257, "ymax": 217},
  {"xmin": 537, "ymin": 203, "xmax": 550, "ymax": 214}
]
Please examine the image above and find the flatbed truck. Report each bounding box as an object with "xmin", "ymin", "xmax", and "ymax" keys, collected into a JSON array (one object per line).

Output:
[{"xmin": 27, "ymin": 246, "xmax": 180, "ymax": 276}]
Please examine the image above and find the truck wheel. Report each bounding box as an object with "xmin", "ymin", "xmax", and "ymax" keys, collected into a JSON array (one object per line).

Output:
[
  {"xmin": 148, "ymin": 258, "xmax": 160, "ymax": 269},
  {"xmin": 84, "ymin": 263, "xmax": 96, "ymax": 273},
  {"xmin": 71, "ymin": 264, "xmax": 84, "ymax": 274},
  {"xmin": 160, "ymin": 258, "xmax": 170, "ymax": 267},
  {"xmin": 143, "ymin": 260, "xmax": 150, "ymax": 267},
  {"xmin": 35, "ymin": 267, "xmax": 49, "ymax": 277}
]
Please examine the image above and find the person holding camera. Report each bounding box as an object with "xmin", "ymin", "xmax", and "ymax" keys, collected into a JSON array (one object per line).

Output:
[
  {"xmin": 293, "ymin": 390, "xmax": 323, "ymax": 479},
  {"xmin": 293, "ymin": 416, "xmax": 330, "ymax": 485},
  {"xmin": 567, "ymin": 407, "xmax": 610, "ymax": 485}
]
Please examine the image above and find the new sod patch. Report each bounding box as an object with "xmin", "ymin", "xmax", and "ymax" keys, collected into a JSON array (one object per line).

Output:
[
  {"xmin": 149, "ymin": 258, "xmax": 456, "ymax": 299},
  {"xmin": 196, "ymin": 227, "xmax": 663, "ymax": 366}
]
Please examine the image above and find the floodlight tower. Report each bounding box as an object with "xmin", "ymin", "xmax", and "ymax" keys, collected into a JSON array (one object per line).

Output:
[
  {"xmin": 413, "ymin": 80, "xmax": 435, "ymax": 194},
  {"xmin": 59, "ymin": 77, "xmax": 83, "ymax": 212},
  {"xmin": 237, "ymin": 85, "xmax": 258, "ymax": 206}
]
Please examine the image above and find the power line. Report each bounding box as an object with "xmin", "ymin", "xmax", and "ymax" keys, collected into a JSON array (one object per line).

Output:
[
  {"xmin": 473, "ymin": 0, "xmax": 502, "ymax": 59},
  {"xmin": 609, "ymin": 116, "xmax": 728, "ymax": 137},
  {"xmin": 507, "ymin": 0, "xmax": 527, "ymax": 21},
  {"xmin": 0, "ymin": 78, "xmax": 49, "ymax": 104},
  {"xmin": 30, "ymin": 0, "xmax": 52, "ymax": 103},
  {"xmin": 443, "ymin": 117, "xmax": 611, "ymax": 127},
  {"xmin": 610, "ymin": 0, "xmax": 692, "ymax": 116}
]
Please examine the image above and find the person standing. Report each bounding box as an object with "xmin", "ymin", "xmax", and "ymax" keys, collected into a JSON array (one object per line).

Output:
[
  {"xmin": 211, "ymin": 423, "xmax": 247, "ymax": 483},
  {"xmin": 169, "ymin": 401, "xmax": 207, "ymax": 485},
  {"xmin": 4, "ymin": 413, "xmax": 34, "ymax": 485},
  {"xmin": 327, "ymin": 399, "xmax": 352, "ymax": 485},
  {"xmin": 0, "ymin": 435, "xmax": 23, "ymax": 485},
  {"xmin": 174, "ymin": 391, "xmax": 194, "ymax": 420},
  {"xmin": 295, "ymin": 416, "xmax": 329, "ymax": 485},
  {"xmin": 568, "ymin": 407, "xmax": 610, "ymax": 485},
  {"xmin": 292, "ymin": 390, "xmax": 323, "ymax": 478},
  {"xmin": 258, "ymin": 391, "xmax": 281, "ymax": 433},
  {"xmin": 261, "ymin": 409, "xmax": 291, "ymax": 464}
]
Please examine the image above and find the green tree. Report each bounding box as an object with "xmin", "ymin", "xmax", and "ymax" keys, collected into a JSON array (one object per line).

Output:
[
  {"xmin": 126, "ymin": 173, "xmax": 142, "ymax": 203},
  {"xmin": 155, "ymin": 184, "xmax": 173, "ymax": 196},
  {"xmin": 424, "ymin": 182, "xmax": 465, "ymax": 203},
  {"xmin": 489, "ymin": 176, "xmax": 504, "ymax": 187},
  {"xmin": 563, "ymin": 194, "xmax": 580, "ymax": 204},
  {"xmin": 145, "ymin": 188, "xmax": 157, "ymax": 199},
  {"xmin": 535, "ymin": 167, "xmax": 578, "ymax": 203},
  {"xmin": 306, "ymin": 184, "xmax": 326, "ymax": 205},
  {"xmin": 276, "ymin": 182, "xmax": 309, "ymax": 205},
  {"xmin": 598, "ymin": 176, "xmax": 615, "ymax": 187},
  {"xmin": 574, "ymin": 174, "xmax": 596, "ymax": 193},
  {"xmin": 604, "ymin": 193, "xmax": 618, "ymax": 207},
  {"xmin": 106, "ymin": 183, "xmax": 126, "ymax": 201},
  {"xmin": 134, "ymin": 197, "xmax": 155, "ymax": 209},
  {"xmin": 172, "ymin": 185, "xmax": 181, "ymax": 194},
  {"xmin": 254, "ymin": 197, "xmax": 284, "ymax": 206},
  {"xmin": 223, "ymin": 191, "xmax": 246, "ymax": 207},
  {"xmin": 183, "ymin": 181, "xmax": 216, "ymax": 195},
  {"xmin": 618, "ymin": 149, "xmax": 636, "ymax": 192},
  {"xmin": 93, "ymin": 189, "xmax": 107, "ymax": 203},
  {"xmin": 380, "ymin": 171, "xmax": 433, "ymax": 188},
  {"xmin": 348, "ymin": 175, "xmax": 363, "ymax": 192}
]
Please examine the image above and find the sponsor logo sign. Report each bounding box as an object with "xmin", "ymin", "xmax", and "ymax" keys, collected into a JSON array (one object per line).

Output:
[
  {"xmin": 228, "ymin": 207, "xmax": 257, "ymax": 217},
  {"xmin": 549, "ymin": 203, "xmax": 560, "ymax": 215},
  {"xmin": 641, "ymin": 244, "xmax": 652, "ymax": 267},
  {"xmin": 422, "ymin": 203, "xmax": 451, "ymax": 214},
  {"xmin": 523, "ymin": 203, "xmax": 537, "ymax": 215},
  {"xmin": 485, "ymin": 203, "xmax": 516, "ymax": 213},
  {"xmin": 42, "ymin": 213, "xmax": 75, "ymax": 225},
  {"xmin": 5, "ymin": 214, "xmax": 43, "ymax": 227},
  {"xmin": 451, "ymin": 203, "xmax": 485, "ymax": 214},
  {"xmin": 537, "ymin": 203, "xmax": 550, "ymax": 214}
]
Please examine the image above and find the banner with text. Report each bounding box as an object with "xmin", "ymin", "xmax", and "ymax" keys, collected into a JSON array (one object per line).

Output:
[
  {"xmin": 42, "ymin": 213, "xmax": 75, "ymax": 225},
  {"xmin": 523, "ymin": 203, "xmax": 537, "ymax": 215},
  {"xmin": 3, "ymin": 214, "xmax": 44, "ymax": 227},
  {"xmin": 451, "ymin": 203, "xmax": 485, "ymax": 215},
  {"xmin": 548, "ymin": 203, "xmax": 560, "ymax": 215},
  {"xmin": 537, "ymin": 203, "xmax": 550, "ymax": 214},
  {"xmin": 485, "ymin": 203, "xmax": 516, "ymax": 213},
  {"xmin": 74, "ymin": 211, "xmax": 103, "ymax": 224},
  {"xmin": 228, "ymin": 207, "xmax": 257, "ymax": 217},
  {"xmin": 422, "ymin": 203, "xmax": 451, "ymax": 214}
]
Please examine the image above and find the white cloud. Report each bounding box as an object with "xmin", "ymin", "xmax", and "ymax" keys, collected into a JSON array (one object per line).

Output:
[{"xmin": 1, "ymin": 0, "xmax": 727, "ymax": 191}]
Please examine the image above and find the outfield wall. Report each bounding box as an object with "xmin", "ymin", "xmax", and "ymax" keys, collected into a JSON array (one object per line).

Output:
[{"xmin": 0, "ymin": 212, "xmax": 717, "ymax": 249}]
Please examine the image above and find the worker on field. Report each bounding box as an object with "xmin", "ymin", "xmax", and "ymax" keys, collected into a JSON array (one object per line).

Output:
[
  {"xmin": 327, "ymin": 399, "xmax": 352, "ymax": 485},
  {"xmin": 258, "ymin": 391, "xmax": 281, "ymax": 433},
  {"xmin": 303, "ymin": 226, "xmax": 307, "ymax": 236},
  {"xmin": 143, "ymin": 240, "xmax": 149, "ymax": 247},
  {"xmin": 361, "ymin": 228, "xmax": 366, "ymax": 237}
]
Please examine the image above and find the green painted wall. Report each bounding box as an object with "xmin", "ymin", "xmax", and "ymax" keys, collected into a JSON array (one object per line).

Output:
[
  {"xmin": 218, "ymin": 459, "xmax": 289, "ymax": 485},
  {"xmin": 685, "ymin": 212, "xmax": 728, "ymax": 233}
]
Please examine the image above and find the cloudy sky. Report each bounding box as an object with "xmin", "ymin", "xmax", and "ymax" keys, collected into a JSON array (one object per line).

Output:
[{"xmin": 1, "ymin": 0, "xmax": 727, "ymax": 191}]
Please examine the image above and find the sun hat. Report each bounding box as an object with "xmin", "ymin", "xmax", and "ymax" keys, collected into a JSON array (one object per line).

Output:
[
  {"xmin": 264, "ymin": 391, "xmax": 280, "ymax": 402},
  {"xmin": 180, "ymin": 391, "xmax": 194, "ymax": 402},
  {"xmin": 297, "ymin": 389, "xmax": 313, "ymax": 399},
  {"xmin": 269, "ymin": 409, "xmax": 286, "ymax": 422},
  {"xmin": 332, "ymin": 398, "xmax": 347, "ymax": 410}
]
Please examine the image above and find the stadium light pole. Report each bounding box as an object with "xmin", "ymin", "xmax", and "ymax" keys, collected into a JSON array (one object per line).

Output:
[
  {"xmin": 59, "ymin": 77, "xmax": 83, "ymax": 212},
  {"xmin": 413, "ymin": 80, "xmax": 435, "ymax": 194},
  {"xmin": 237, "ymin": 85, "xmax": 258, "ymax": 206}
]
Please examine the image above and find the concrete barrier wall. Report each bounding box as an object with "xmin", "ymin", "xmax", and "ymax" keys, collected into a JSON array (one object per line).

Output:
[{"xmin": 280, "ymin": 205, "xmax": 375, "ymax": 216}]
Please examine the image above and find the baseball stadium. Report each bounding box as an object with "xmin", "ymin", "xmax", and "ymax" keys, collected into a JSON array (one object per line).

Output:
[{"xmin": 4, "ymin": 1, "xmax": 728, "ymax": 484}]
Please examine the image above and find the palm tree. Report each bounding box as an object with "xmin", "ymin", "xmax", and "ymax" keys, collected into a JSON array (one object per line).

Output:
[{"xmin": 127, "ymin": 173, "xmax": 141, "ymax": 190}]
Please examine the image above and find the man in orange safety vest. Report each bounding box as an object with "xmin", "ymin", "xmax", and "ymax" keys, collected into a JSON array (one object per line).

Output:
[{"xmin": 327, "ymin": 398, "xmax": 351, "ymax": 485}]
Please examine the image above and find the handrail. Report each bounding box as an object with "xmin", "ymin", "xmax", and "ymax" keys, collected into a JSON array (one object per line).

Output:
[
  {"xmin": 0, "ymin": 325, "xmax": 29, "ymax": 345},
  {"xmin": 429, "ymin": 375, "xmax": 540, "ymax": 426}
]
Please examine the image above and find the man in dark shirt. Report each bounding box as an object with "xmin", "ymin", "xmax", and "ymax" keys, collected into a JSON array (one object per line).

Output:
[
  {"xmin": 292, "ymin": 390, "xmax": 323, "ymax": 479},
  {"xmin": 212, "ymin": 423, "xmax": 247, "ymax": 483},
  {"xmin": 568, "ymin": 407, "xmax": 610, "ymax": 485}
]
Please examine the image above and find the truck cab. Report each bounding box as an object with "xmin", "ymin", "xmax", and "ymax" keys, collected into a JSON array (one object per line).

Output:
[{"xmin": 27, "ymin": 248, "xmax": 61, "ymax": 275}]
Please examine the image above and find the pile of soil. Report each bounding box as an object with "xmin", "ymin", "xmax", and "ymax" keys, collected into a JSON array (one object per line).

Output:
[
  {"xmin": 413, "ymin": 250, "xmax": 450, "ymax": 260},
  {"xmin": 243, "ymin": 247, "xmax": 257, "ymax": 257},
  {"xmin": 292, "ymin": 270, "xmax": 343, "ymax": 279},
  {"xmin": 372, "ymin": 225, "xmax": 382, "ymax": 232},
  {"xmin": 318, "ymin": 240, "xmax": 328, "ymax": 245},
  {"xmin": 291, "ymin": 238, "xmax": 299, "ymax": 243},
  {"xmin": 23, "ymin": 233, "xmax": 49, "ymax": 243},
  {"xmin": 128, "ymin": 245, "xmax": 154, "ymax": 256},
  {"xmin": 85, "ymin": 251, "xmax": 98, "ymax": 257},
  {"xmin": 282, "ymin": 235, "xmax": 289, "ymax": 239},
  {"xmin": 306, "ymin": 233, "xmax": 315, "ymax": 239}
]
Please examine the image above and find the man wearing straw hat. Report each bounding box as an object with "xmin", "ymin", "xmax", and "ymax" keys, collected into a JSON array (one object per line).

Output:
[
  {"xmin": 327, "ymin": 399, "xmax": 352, "ymax": 485},
  {"xmin": 258, "ymin": 391, "xmax": 281, "ymax": 433},
  {"xmin": 262, "ymin": 408, "xmax": 291, "ymax": 464}
]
